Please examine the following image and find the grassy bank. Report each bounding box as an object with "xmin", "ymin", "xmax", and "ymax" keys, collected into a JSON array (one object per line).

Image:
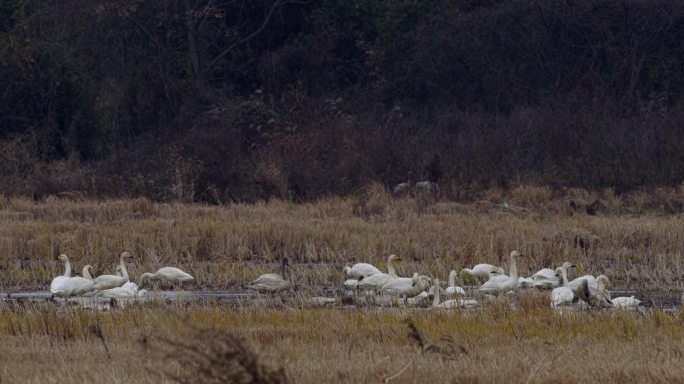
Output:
[
  {"xmin": 1, "ymin": 303, "xmax": 683, "ymax": 383},
  {"xmin": 0, "ymin": 190, "xmax": 683, "ymax": 293}
]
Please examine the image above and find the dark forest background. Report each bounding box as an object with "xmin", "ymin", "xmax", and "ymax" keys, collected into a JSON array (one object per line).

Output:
[{"xmin": 2, "ymin": 0, "xmax": 684, "ymax": 203}]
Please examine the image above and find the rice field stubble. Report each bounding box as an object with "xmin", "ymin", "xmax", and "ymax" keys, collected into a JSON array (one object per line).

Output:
[{"xmin": 0, "ymin": 192, "xmax": 684, "ymax": 383}]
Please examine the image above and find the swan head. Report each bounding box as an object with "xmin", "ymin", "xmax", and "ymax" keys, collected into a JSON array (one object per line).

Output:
[
  {"xmin": 510, "ymin": 250, "xmax": 522, "ymax": 259},
  {"xmin": 388, "ymin": 254, "xmax": 401, "ymax": 262},
  {"xmin": 343, "ymin": 266, "xmax": 351, "ymax": 276},
  {"xmin": 597, "ymin": 275, "xmax": 610, "ymax": 287},
  {"xmin": 561, "ymin": 261, "xmax": 576, "ymax": 269},
  {"xmin": 491, "ymin": 267, "xmax": 505, "ymax": 275},
  {"xmin": 57, "ymin": 253, "xmax": 68, "ymax": 261},
  {"xmin": 83, "ymin": 265, "xmax": 93, "ymax": 274},
  {"xmin": 554, "ymin": 267, "xmax": 563, "ymax": 277},
  {"xmin": 120, "ymin": 251, "xmax": 132, "ymax": 259}
]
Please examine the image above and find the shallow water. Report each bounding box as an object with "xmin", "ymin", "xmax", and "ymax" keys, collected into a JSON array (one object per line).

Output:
[{"xmin": 1, "ymin": 287, "xmax": 681, "ymax": 312}]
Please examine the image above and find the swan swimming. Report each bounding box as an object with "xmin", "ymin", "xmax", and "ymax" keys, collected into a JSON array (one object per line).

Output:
[
  {"xmin": 50, "ymin": 254, "xmax": 72, "ymax": 295},
  {"xmin": 478, "ymin": 251, "xmax": 524, "ymax": 295},
  {"xmin": 92, "ymin": 252, "xmax": 132, "ymax": 290},
  {"xmin": 247, "ymin": 258, "xmax": 290, "ymax": 294}
]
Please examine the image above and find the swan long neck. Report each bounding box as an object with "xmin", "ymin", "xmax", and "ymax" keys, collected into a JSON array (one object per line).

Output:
[
  {"xmin": 448, "ymin": 270, "xmax": 457, "ymax": 287},
  {"xmin": 560, "ymin": 268, "xmax": 569, "ymax": 286},
  {"xmin": 63, "ymin": 257, "xmax": 72, "ymax": 277},
  {"xmin": 83, "ymin": 266, "xmax": 93, "ymax": 280},
  {"xmin": 508, "ymin": 255, "xmax": 518, "ymax": 280},
  {"xmin": 119, "ymin": 254, "xmax": 129, "ymax": 280},
  {"xmin": 387, "ymin": 256, "xmax": 397, "ymax": 278},
  {"xmin": 138, "ymin": 272, "xmax": 154, "ymax": 287},
  {"xmin": 433, "ymin": 278, "xmax": 441, "ymax": 307}
]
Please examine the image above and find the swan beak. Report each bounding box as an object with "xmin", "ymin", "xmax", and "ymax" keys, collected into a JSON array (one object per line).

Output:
[{"xmin": 571, "ymin": 264, "xmax": 577, "ymax": 268}]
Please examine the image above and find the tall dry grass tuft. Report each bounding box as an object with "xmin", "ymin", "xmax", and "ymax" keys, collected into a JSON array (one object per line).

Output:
[{"xmin": 154, "ymin": 325, "xmax": 288, "ymax": 384}]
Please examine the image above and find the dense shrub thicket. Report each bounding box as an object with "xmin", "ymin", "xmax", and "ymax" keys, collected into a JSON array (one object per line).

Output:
[{"xmin": 2, "ymin": 0, "xmax": 684, "ymax": 202}]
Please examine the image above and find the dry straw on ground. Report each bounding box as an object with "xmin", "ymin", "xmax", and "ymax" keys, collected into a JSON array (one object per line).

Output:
[{"xmin": 1, "ymin": 190, "xmax": 684, "ymax": 383}]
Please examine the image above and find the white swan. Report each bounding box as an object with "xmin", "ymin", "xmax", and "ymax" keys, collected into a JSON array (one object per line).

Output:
[
  {"xmin": 93, "ymin": 252, "xmax": 132, "ymax": 290},
  {"xmin": 567, "ymin": 274, "xmax": 612, "ymax": 304},
  {"xmin": 461, "ymin": 264, "xmax": 505, "ymax": 281},
  {"xmin": 586, "ymin": 275, "xmax": 612, "ymax": 307},
  {"xmin": 445, "ymin": 270, "xmax": 466, "ymax": 297},
  {"xmin": 50, "ymin": 254, "xmax": 72, "ymax": 295},
  {"xmin": 343, "ymin": 263, "xmax": 382, "ymax": 279},
  {"xmin": 518, "ymin": 276, "xmax": 535, "ymax": 289},
  {"xmin": 612, "ymin": 296, "xmax": 641, "ymax": 310},
  {"xmin": 357, "ymin": 255, "xmax": 402, "ymax": 292},
  {"xmin": 532, "ymin": 262, "xmax": 575, "ymax": 289},
  {"xmin": 99, "ymin": 281, "xmax": 141, "ymax": 298},
  {"xmin": 379, "ymin": 273, "xmax": 430, "ymax": 298},
  {"xmin": 433, "ymin": 278, "xmax": 479, "ymax": 309},
  {"xmin": 550, "ymin": 267, "xmax": 577, "ymax": 307},
  {"xmin": 247, "ymin": 258, "xmax": 290, "ymax": 294},
  {"xmin": 139, "ymin": 266, "xmax": 195, "ymax": 289},
  {"xmin": 478, "ymin": 251, "xmax": 523, "ymax": 295},
  {"xmin": 53, "ymin": 265, "xmax": 95, "ymax": 297}
]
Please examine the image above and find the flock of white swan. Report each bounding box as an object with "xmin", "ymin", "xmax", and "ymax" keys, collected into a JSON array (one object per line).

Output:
[
  {"xmin": 48, "ymin": 250, "xmax": 648, "ymax": 310},
  {"xmin": 342, "ymin": 251, "xmax": 643, "ymax": 310},
  {"xmin": 49, "ymin": 252, "xmax": 194, "ymax": 299}
]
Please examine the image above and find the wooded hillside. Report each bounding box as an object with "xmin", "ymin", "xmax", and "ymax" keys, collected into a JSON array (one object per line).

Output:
[{"xmin": 2, "ymin": 0, "xmax": 684, "ymax": 202}]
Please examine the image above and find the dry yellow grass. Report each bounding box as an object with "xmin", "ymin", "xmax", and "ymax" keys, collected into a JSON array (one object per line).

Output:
[
  {"xmin": 0, "ymin": 194, "xmax": 683, "ymax": 382},
  {"xmin": 0, "ymin": 193, "xmax": 682, "ymax": 295},
  {"xmin": 1, "ymin": 302, "xmax": 684, "ymax": 383}
]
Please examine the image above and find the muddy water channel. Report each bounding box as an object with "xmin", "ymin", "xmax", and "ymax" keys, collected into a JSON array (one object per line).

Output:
[{"xmin": 1, "ymin": 287, "xmax": 681, "ymax": 313}]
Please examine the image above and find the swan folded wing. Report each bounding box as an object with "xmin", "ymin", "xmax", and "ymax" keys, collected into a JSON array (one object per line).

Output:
[
  {"xmin": 99, "ymin": 287, "xmax": 136, "ymax": 298},
  {"xmin": 445, "ymin": 286, "xmax": 466, "ymax": 297},
  {"xmin": 551, "ymin": 286, "xmax": 575, "ymax": 307},
  {"xmin": 612, "ymin": 296, "xmax": 640, "ymax": 309},
  {"xmin": 248, "ymin": 274, "xmax": 289, "ymax": 293},
  {"xmin": 532, "ymin": 268, "xmax": 555, "ymax": 281},
  {"xmin": 50, "ymin": 276, "xmax": 69, "ymax": 294},
  {"xmin": 478, "ymin": 274, "xmax": 513, "ymax": 294},
  {"xmin": 346, "ymin": 263, "xmax": 381, "ymax": 278},
  {"xmin": 93, "ymin": 275, "xmax": 127, "ymax": 291},
  {"xmin": 358, "ymin": 273, "xmax": 393, "ymax": 290}
]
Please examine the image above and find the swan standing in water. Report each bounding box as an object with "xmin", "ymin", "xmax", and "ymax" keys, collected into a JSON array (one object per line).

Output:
[
  {"xmin": 50, "ymin": 254, "xmax": 72, "ymax": 295},
  {"xmin": 139, "ymin": 266, "xmax": 195, "ymax": 289},
  {"xmin": 478, "ymin": 251, "xmax": 524, "ymax": 295},
  {"xmin": 53, "ymin": 265, "xmax": 95, "ymax": 297},
  {"xmin": 433, "ymin": 278, "xmax": 479, "ymax": 309},
  {"xmin": 461, "ymin": 264, "xmax": 505, "ymax": 282},
  {"xmin": 92, "ymin": 252, "xmax": 132, "ymax": 290},
  {"xmin": 247, "ymin": 258, "xmax": 290, "ymax": 294},
  {"xmin": 445, "ymin": 270, "xmax": 466, "ymax": 297}
]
